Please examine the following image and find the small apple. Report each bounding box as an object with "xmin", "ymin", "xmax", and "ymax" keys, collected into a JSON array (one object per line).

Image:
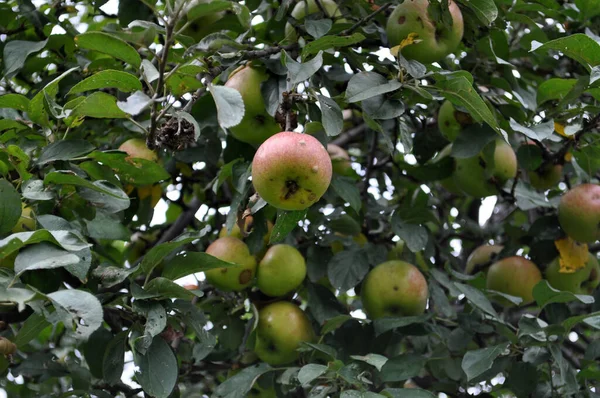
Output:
[
  {"xmin": 486, "ymin": 256, "xmax": 542, "ymax": 305},
  {"xmin": 361, "ymin": 260, "xmax": 429, "ymax": 319},
  {"xmin": 204, "ymin": 237, "xmax": 257, "ymax": 291},
  {"xmin": 558, "ymin": 184, "xmax": 600, "ymax": 243},
  {"xmin": 432, "ymin": 144, "xmax": 462, "ymax": 195},
  {"xmin": 528, "ymin": 163, "xmax": 563, "ymax": 191},
  {"xmin": 219, "ymin": 216, "xmax": 273, "ymax": 243},
  {"xmin": 546, "ymin": 253, "xmax": 600, "ymax": 295},
  {"xmin": 453, "ymin": 139, "xmax": 517, "ymax": 198},
  {"xmin": 118, "ymin": 138, "xmax": 158, "ymax": 162},
  {"xmin": 327, "ymin": 144, "xmax": 353, "ymax": 176},
  {"xmin": 12, "ymin": 204, "xmax": 36, "ymax": 233},
  {"xmin": 465, "ymin": 244, "xmax": 504, "ymax": 274},
  {"xmin": 224, "ymin": 65, "xmax": 280, "ymax": 147},
  {"xmin": 386, "ymin": 0, "xmax": 464, "ymax": 64},
  {"xmin": 252, "ymin": 132, "xmax": 333, "ymax": 211},
  {"xmin": 257, "ymin": 244, "xmax": 307, "ymax": 297},
  {"xmin": 437, "ymin": 101, "xmax": 472, "ymax": 142},
  {"xmin": 178, "ymin": 0, "xmax": 228, "ymax": 42},
  {"xmin": 254, "ymin": 301, "xmax": 315, "ymax": 365},
  {"xmin": 284, "ymin": 0, "xmax": 344, "ymax": 42},
  {"xmin": 331, "ymin": 232, "xmax": 367, "ymax": 254}
]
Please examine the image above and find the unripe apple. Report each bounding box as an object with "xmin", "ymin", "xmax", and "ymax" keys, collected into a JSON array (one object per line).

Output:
[
  {"xmin": 12, "ymin": 204, "xmax": 36, "ymax": 233},
  {"xmin": 453, "ymin": 139, "xmax": 517, "ymax": 198},
  {"xmin": 252, "ymin": 132, "xmax": 333, "ymax": 211},
  {"xmin": 224, "ymin": 65, "xmax": 280, "ymax": 147},
  {"xmin": 546, "ymin": 253, "xmax": 600, "ymax": 295},
  {"xmin": 179, "ymin": 0, "xmax": 226, "ymax": 42},
  {"xmin": 386, "ymin": 0, "xmax": 464, "ymax": 64},
  {"xmin": 558, "ymin": 184, "xmax": 600, "ymax": 243},
  {"xmin": 486, "ymin": 256, "xmax": 542, "ymax": 305},
  {"xmin": 432, "ymin": 144, "xmax": 462, "ymax": 195},
  {"xmin": 204, "ymin": 237, "xmax": 257, "ymax": 291},
  {"xmin": 257, "ymin": 244, "xmax": 306, "ymax": 297},
  {"xmin": 331, "ymin": 232, "xmax": 367, "ymax": 254},
  {"xmin": 465, "ymin": 244, "xmax": 503, "ymax": 274},
  {"xmin": 437, "ymin": 101, "xmax": 472, "ymax": 142},
  {"xmin": 284, "ymin": 0, "xmax": 344, "ymax": 42},
  {"xmin": 118, "ymin": 138, "xmax": 158, "ymax": 162},
  {"xmin": 254, "ymin": 301, "xmax": 315, "ymax": 365},
  {"xmin": 327, "ymin": 144, "xmax": 352, "ymax": 176},
  {"xmin": 361, "ymin": 260, "xmax": 429, "ymax": 319},
  {"xmin": 528, "ymin": 163, "xmax": 563, "ymax": 191}
]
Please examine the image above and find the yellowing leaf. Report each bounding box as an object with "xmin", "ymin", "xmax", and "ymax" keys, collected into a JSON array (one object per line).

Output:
[
  {"xmin": 564, "ymin": 151, "xmax": 573, "ymax": 162},
  {"xmin": 390, "ymin": 33, "xmax": 420, "ymax": 57},
  {"xmin": 554, "ymin": 122, "xmax": 574, "ymax": 139},
  {"xmin": 554, "ymin": 237, "xmax": 588, "ymax": 273}
]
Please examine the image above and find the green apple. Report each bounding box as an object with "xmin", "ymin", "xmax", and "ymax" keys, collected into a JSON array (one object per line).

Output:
[
  {"xmin": 204, "ymin": 237, "xmax": 257, "ymax": 291},
  {"xmin": 387, "ymin": 239, "xmax": 405, "ymax": 260},
  {"xmin": 254, "ymin": 301, "xmax": 315, "ymax": 365},
  {"xmin": 465, "ymin": 244, "xmax": 503, "ymax": 274},
  {"xmin": 546, "ymin": 253, "xmax": 600, "ymax": 295},
  {"xmin": 528, "ymin": 163, "xmax": 563, "ymax": 191},
  {"xmin": 361, "ymin": 260, "xmax": 429, "ymax": 319},
  {"xmin": 437, "ymin": 100, "xmax": 472, "ymax": 142},
  {"xmin": 12, "ymin": 204, "xmax": 36, "ymax": 233},
  {"xmin": 558, "ymin": 184, "xmax": 600, "ymax": 243},
  {"xmin": 284, "ymin": 0, "xmax": 344, "ymax": 42},
  {"xmin": 486, "ymin": 256, "xmax": 542, "ymax": 304},
  {"xmin": 453, "ymin": 139, "xmax": 517, "ymax": 198},
  {"xmin": 219, "ymin": 216, "xmax": 273, "ymax": 241},
  {"xmin": 224, "ymin": 65, "xmax": 280, "ymax": 147},
  {"xmin": 252, "ymin": 132, "xmax": 333, "ymax": 211},
  {"xmin": 118, "ymin": 138, "xmax": 158, "ymax": 162},
  {"xmin": 327, "ymin": 144, "xmax": 353, "ymax": 176},
  {"xmin": 431, "ymin": 144, "xmax": 462, "ymax": 195},
  {"xmin": 386, "ymin": 0, "xmax": 464, "ymax": 64},
  {"xmin": 179, "ymin": 0, "xmax": 226, "ymax": 42},
  {"xmin": 257, "ymin": 244, "xmax": 306, "ymax": 297}
]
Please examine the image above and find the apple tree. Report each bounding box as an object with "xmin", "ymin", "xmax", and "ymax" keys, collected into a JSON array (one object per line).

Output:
[{"xmin": 1, "ymin": 0, "xmax": 600, "ymax": 396}]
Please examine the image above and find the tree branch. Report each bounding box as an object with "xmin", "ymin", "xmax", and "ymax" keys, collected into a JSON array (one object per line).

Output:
[{"xmin": 340, "ymin": 3, "xmax": 392, "ymax": 35}]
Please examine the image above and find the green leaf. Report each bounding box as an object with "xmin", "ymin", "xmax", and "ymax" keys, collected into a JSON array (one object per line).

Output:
[
  {"xmin": 37, "ymin": 140, "xmax": 95, "ymax": 165},
  {"xmin": 321, "ymin": 315, "xmax": 354, "ymax": 335},
  {"xmin": 102, "ymin": 331, "xmax": 127, "ymax": 384},
  {"xmin": 532, "ymin": 280, "xmax": 595, "ymax": 307},
  {"xmin": 269, "ymin": 209, "xmax": 308, "ymax": 244},
  {"xmin": 575, "ymin": 0, "xmax": 600, "ymax": 18},
  {"xmin": 380, "ymin": 354, "xmax": 427, "ymax": 382},
  {"xmin": 454, "ymin": 283, "xmax": 499, "ymax": 318},
  {"xmin": 461, "ymin": 343, "xmax": 509, "ymax": 381},
  {"xmin": 561, "ymin": 311, "xmax": 600, "ymax": 331},
  {"xmin": 346, "ymin": 72, "xmax": 402, "ymax": 103},
  {"xmin": 373, "ymin": 314, "xmax": 431, "ymax": 336},
  {"xmin": 284, "ymin": 50, "xmax": 324, "ymax": 87},
  {"xmin": 89, "ymin": 151, "xmax": 169, "ymax": 186},
  {"xmin": 29, "ymin": 67, "xmax": 79, "ymax": 127},
  {"xmin": 144, "ymin": 277, "xmax": 195, "ymax": 299},
  {"xmin": 390, "ymin": 210, "xmax": 428, "ymax": 252},
  {"xmin": 0, "ymin": 286, "xmax": 36, "ymax": 312},
  {"xmin": 305, "ymin": 19, "xmax": 332, "ymax": 39},
  {"xmin": 135, "ymin": 335, "xmax": 178, "ymax": 398},
  {"xmin": 504, "ymin": 362, "xmax": 538, "ymax": 397},
  {"xmin": 327, "ymin": 248, "xmax": 370, "ymax": 291},
  {"xmin": 140, "ymin": 233, "xmax": 207, "ymax": 275},
  {"xmin": 68, "ymin": 70, "xmax": 142, "ymax": 95},
  {"xmin": 186, "ymin": 0, "xmax": 231, "ymax": 20},
  {"xmin": 451, "ymin": 124, "xmax": 497, "ymax": 158},
  {"xmin": 13, "ymin": 313, "xmax": 50, "ymax": 348},
  {"xmin": 0, "ymin": 230, "xmax": 91, "ymax": 259},
  {"xmin": 517, "ymin": 144, "xmax": 543, "ymax": 171},
  {"xmin": 514, "ymin": 182, "xmax": 553, "ymax": 211},
  {"xmin": 537, "ymin": 78, "xmax": 578, "ymax": 105},
  {"xmin": 351, "ymin": 354, "xmax": 388, "ymax": 371},
  {"xmin": 133, "ymin": 301, "xmax": 167, "ymax": 354},
  {"xmin": 317, "ymin": 94, "xmax": 343, "ymax": 137},
  {"xmin": 65, "ymin": 92, "xmax": 128, "ymax": 119},
  {"xmin": 116, "ymin": 91, "xmax": 153, "ymax": 116},
  {"xmin": 0, "ymin": 178, "xmax": 21, "ymax": 235},
  {"xmin": 213, "ymin": 363, "xmax": 272, "ymax": 398},
  {"xmin": 3, "ymin": 38, "xmax": 48, "ymax": 78},
  {"xmin": 330, "ymin": 176, "xmax": 361, "ymax": 212},
  {"xmin": 0, "ymin": 94, "xmax": 30, "ymax": 111},
  {"xmin": 509, "ymin": 119, "xmax": 554, "ymax": 141},
  {"xmin": 162, "ymin": 251, "xmax": 238, "ymax": 280},
  {"xmin": 297, "ymin": 364, "xmax": 328, "ymax": 386},
  {"xmin": 457, "ymin": 0, "xmax": 498, "ymax": 25},
  {"xmin": 75, "ymin": 32, "xmax": 142, "ymax": 67},
  {"xmin": 302, "ymin": 33, "xmax": 365, "ymax": 56},
  {"xmin": 14, "ymin": 242, "xmax": 81, "ymax": 275},
  {"xmin": 47, "ymin": 290, "xmax": 103, "ymax": 340},
  {"xmin": 381, "ymin": 388, "xmax": 436, "ymax": 398},
  {"xmin": 531, "ymin": 34, "xmax": 600, "ymax": 69},
  {"xmin": 210, "ymin": 84, "xmax": 245, "ymax": 129},
  {"xmin": 83, "ymin": 328, "xmax": 113, "ymax": 379},
  {"xmin": 84, "ymin": 212, "xmax": 131, "ymax": 240}
]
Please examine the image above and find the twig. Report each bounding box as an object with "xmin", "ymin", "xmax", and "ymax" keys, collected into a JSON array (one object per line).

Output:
[
  {"xmin": 331, "ymin": 124, "xmax": 366, "ymax": 146},
  {"xmin": 340, "ymin": 3, "xmax": 393, "ymax": 35},
  {"xmin": 155, "ymin": 196, "xmax": 202, "ymax": 246},
  {"xmin": 241, "ymin": 43, "xmax": 299, "ymax": 60},
  {"xmin": 362, "ymin": 132, "xmax": 378, "ymax": 203}
]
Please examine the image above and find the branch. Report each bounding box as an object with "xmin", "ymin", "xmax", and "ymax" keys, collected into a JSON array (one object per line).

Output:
[
  {"xmin": 155, "ymin": 196, "xmax": 202, "ymax": 246},
  {"xmin": 241, "ymin": 43, "xmax": 298, "ymax": 60},
  {"xmin": 331, "ymin": 124, "xmax": 366, "ymax": 147},
  {"xmin": 362, "ymin": 132, "xmax": 377, "ymax": 203},
  {"xmin": 340, "ymin": 3, "xmax": 393, "ymax": 35}
]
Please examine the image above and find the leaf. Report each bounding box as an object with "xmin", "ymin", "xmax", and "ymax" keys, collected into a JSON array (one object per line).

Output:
[
  {"xmin": 532, "ymin": 34, "xmax": 600, "ymax": 69},
  {"xmin": 0, "ymin": 178, "xmax": 21, "ymax": 235},
  {"xmin": 29, "ymin": 67, "xmax": 79, "ymax": 127},
  {"xmin": 47, "ymin": 290, "xmax": 103, "ymax": 340},
  {"xmin": 575, "ymin": 0, "xmax": 600, "ymax": 18},
  {"xmin": 330, "ymin": 176, "xmax": 361, "ymax": 212},
  {"xmin": 0, "ymin": 230, "xmax": 91, "ymax": 259},
  {"xmin": 37, "ymin": 140, "xmax": 95, "ymax": 165},
  {"xmin": 351, "ymin": 354, "xmax": 388, "ymax": 371},
  {"xmin": 140, "ymin": 233, "xmax": 207, "ymax": 275},
  {"xmin": 144, "ymin": 277, "xmax": 195, "ymax": 299},
  {"xmin": 532, "ymin": 280, "xmax": 595, "ymax": 307},
  {"xmin": 516, "ymin": 144, "xmax": 543, "ymax": 171},
  {"xmin": 3, "ymin": 38, "xmax": 48, "ymax": 78},
  {"xmin": 134, "ymin": 301, "xmax": 167, "ymax": 354},
  {"xmin": 13, "ymin": 313, "xmax": 50, "ymax": 348},
  {"xmin": 102, "ymin": 331, "xmax": 127, "ymax": 384},
  {"xmin": 85, "ymin": 212, "xmax": 130, "ymax": 241},
  {"xmin": 317, "ymin": 94, "xmax": 343, "ymax": 137},
  {"xmin": 373, "ymin": 314, "xmax": 431, "ymax": 336},
  {"xmin": 75, "ymin": 32, "xmax": 142, "ymax": 67},
  {"xmin": 454, "ymin": 283, "xmax": 499, "ymax": 318},
  {"xmin": 390, "ymin": 211, "xmax": 428, "ymax": 252},
  {"xmin": 66, "ymin": 92, "xmax": 128, "ymax": 119},
  {"xmin": 0, "ymin": 93, "xmax": 30, "ymax": 111},
  {"xmin": 302, "ymin": 33, "xmax": 365, "ymax": 56},
  {"xmin": 88, "ymin": 151, "xmax": 169, "ymax": 186},
  {"xmin": 269, "ymin": 209, "xmax": 308, "ymax": 244},
  {"xmin": 321, "ymin": 315, "xmax": 354, "ymax": 335},
  {"xmin": 362, "ymin": 95, "xmax": 405, "ymax": 120},
  {"xmin": 457, "ymin": 0, "xmax": 498, "ymax": 25},
  {"xmin": 210, "ymin": 85, "xmax": 245, "ymax": 129},
  {"xmin": 116, "ymin": 91, "xmax": 153, "ymax": 116},
  {"xmin": 504, "ymin": 362, "xmax": 538, "ymax": 397},
  {"xmin": 285, "ymin": 50, "xmax": 324, "ymax": 87},
  {"xmin": 346, "ymin": 72, "xmax": 402, "ymax": 103},
  {"xmin": 162, "ymin": 251, "xmax": 238, "ymax": 281},
  {"xmin": 305, "ymin": 19, "xmax": 332, "ymax": 39},
  {"xmin": 514, "ymin": 182, "xmax": 553, "ymax": 211},
  {"xmin": 186, "ymin": 0, "xmax": 231, "ymax": 20},
  {"xmin": 327, "ymin": 248, "xmax": 370, "ymax": 291},
  {"xmin": 451, "ymin": 124, "xmax": 498, "ymax": 158},
  {"xmin": 509, "ymin": 119, "xmax": 554, "ymax": 141},
  {"xmin": 213, "ymin": 363, "xmax": 272, "ymax": 398},
  {"xmin": 461, "ymin": 343, "xmax": 509, "ymax": 381},
  {"xmin": 381, "ymin": 388, "xmax": 436, "ymax": 398},
  {"xmin": 380, "ymin": 354, "xmax": 427, "ymax": 382},
  {"xmin": 0, "ymin": 287, "xmax": 36, "ymax": 312},
  {"xmin": 297, "ymin": 364, "xmax": 328, "ymax": 386},
  {"xmin": 134, "ymin": 336, "xmax": 178, "ymax": 398},
  {"xmin": 140, "ymin": 59, "xmax": 160, "ymax": 83},
  {"xmin": 537, "ymin": 78, "xmax": 578, "ymax": 105},
  {"xmin": 14, "ymin": 242, "xmax": 81, "ymax": 275},
  {"xmin": 68, "ymin": 70, "xmax": 142, "ymax": 95}
]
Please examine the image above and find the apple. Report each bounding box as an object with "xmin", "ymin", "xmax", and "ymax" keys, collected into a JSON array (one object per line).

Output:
[
  {"xmin": 546, "ymin": 253, "xmax": 600, "ymax": 295},
  {"xmin": 529, "ymin": 163, "xmax": 563, "ymax": 191},
  {"xmin": 257, "ymin": 244, "xmax": 306, "ymax": 297},
  {"xmin": 204, "ymin": 237, "xmax": 257, "ymax": 291},
  {"xmin": 284, "ymin": 0, "xmax": 344, "ymax": 42},
  {"xmin": 219, "ymin": 216, "xmax": 273, "ymax": 243},
  {"xmin": 118, "ymin": 138, "xmax": 157, "ymax": 162},
  {"xmin": 331, "ymin": 232, "xmax": 367, "ymax": 254},
  {"xmin": 387, "ymin": 239, "xmax": 405, "ymax": 260},
  {"xmin": 558, "ymin": 184, "xmax": 600, "ymax": 243},
  {"xmin": 327, "ymin": 144, "xmax": 353, "ymax": 176},
  {"xmin": 179, "ymin": 0, "xmax": 226, "ymax": 42},
  {"xmin": 486, "ymin": 256, "xmax": 542, "ymax": 304},
  {"xmin": 465, "ymin": 244, "xmax": 504, "ymax": 274},
  {"xmin": 361, "ymin": 260, "xmax": 429, "ymax": 319},
  {"xmin": 252, "ymin": 132, "xmax": 333, "ymax": 211},
  {"xmin": 453, "ymin": 139, "xmax": 517, "ymax": 198},
  {"xmin": 437, "ymin": 100, "xmax": 472, "ymax": 142},
  {"xmin": 224, "ymin": 65, "xmax": 281, "ymax": 147},
  {"xmin": 254, "ymin": 301, "xmax": 315, "ymax": 365},
  {"xmin": 12, "ymin": 204, "xmax": 36, "ymax": 233},
  {"xmin": 386, "ymin": 0, "xmax": 464, "ymax": 64},
  {"xmin": 432, "ymin": 144, "xmax": 462, "ymax": 195}
]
